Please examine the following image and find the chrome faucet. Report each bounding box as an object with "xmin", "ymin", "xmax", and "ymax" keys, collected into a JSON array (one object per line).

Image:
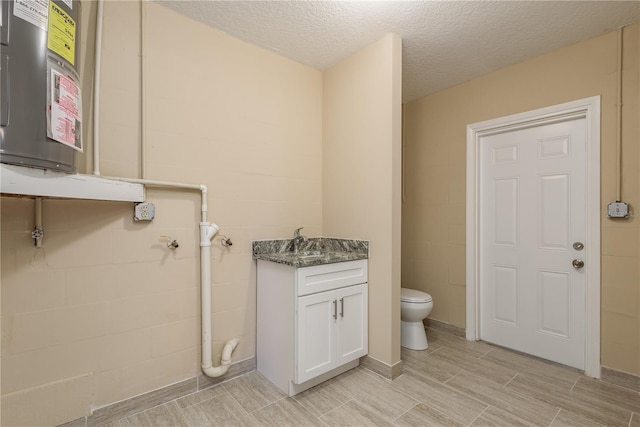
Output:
[{"xmin": 293, "ymin": 227, "xmax": 307, "ymax": 254}]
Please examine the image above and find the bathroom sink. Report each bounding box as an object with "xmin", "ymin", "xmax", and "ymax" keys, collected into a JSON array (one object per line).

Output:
[{"xmin": 252, "ymin": 239, "xmax": 368, "ymax": 267}]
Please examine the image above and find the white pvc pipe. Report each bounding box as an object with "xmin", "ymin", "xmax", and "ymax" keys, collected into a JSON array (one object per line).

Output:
[
  {"xmin": 93, "ymin": 0, "xmax": 104, "ymax": 176},
  {"xmin": 200, "ymin": 185, "xmax": 208, "ymax": 223},
  {"xmin": 204, "ymin": 339, "xmax": 239, "ymax": 377},
  {"xmin": 93, "ymin": 0, "xmax": 236, "ymax": 376},
  {"xmin": 196, "ymin": 189, "xmax": 239, "ymax": 377},
  {"xmin": 98, "ymin": 177, "xmax": 238, "ymax": 377},
  {"xmin": 100, "ymin": 176, "xmax": 202, "ymax": 191},
  {"xmin": 200, "ymin": 220, "xmax": 239, "ymax": 377}
]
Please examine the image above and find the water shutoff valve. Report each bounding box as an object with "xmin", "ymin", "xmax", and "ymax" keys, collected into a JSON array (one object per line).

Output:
[{"xmin": 161, "ymin": 235, "xmax": 179, "ymax": 249}]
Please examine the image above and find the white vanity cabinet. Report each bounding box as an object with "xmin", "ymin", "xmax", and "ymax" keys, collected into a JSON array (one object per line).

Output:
[
  {"xmin": 256, "ymin": 259, "xmax": 368, "ymax": 396},
  {"xmin": 297, "ymin": 282, "xmax": 368, "ymax": 383}
]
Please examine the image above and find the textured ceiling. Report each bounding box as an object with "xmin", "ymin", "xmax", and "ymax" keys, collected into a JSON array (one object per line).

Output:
[{"xmin": 158, "ymin": 1, "xmax": 640, "ymax": 102}]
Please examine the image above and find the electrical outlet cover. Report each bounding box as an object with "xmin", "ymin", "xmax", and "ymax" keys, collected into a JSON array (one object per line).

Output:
[
  {"xmin": 607, "ymin": 201, "xmax": 629, "ymax": 218},
  {"xmin": 134, "ymin": 202, "xmax": 155, "ymax": 221}
]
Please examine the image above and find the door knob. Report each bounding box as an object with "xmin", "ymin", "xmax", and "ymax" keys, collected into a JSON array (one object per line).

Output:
[{"xmin": 572, "ymin": 259, "xmax": 585, "ymax": 269}]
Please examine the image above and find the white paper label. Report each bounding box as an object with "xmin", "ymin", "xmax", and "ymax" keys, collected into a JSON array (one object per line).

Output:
[
  {"xmin": 13, "ymin": 0, "xmax": 49, "ymax": 31},
  {"xmin": 49, "ymin": 69, "xmax": 83, "ymax": 152}
]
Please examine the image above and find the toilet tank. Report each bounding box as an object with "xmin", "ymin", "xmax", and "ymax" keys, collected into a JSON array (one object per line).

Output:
[{"xmin": 0, "ymin": 0, "xmax": 82, "ymax": 172}]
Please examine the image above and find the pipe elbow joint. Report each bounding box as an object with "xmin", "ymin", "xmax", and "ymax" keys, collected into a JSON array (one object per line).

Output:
[
  {"xmin": 202, "ymin": 338, "xmax": 239, "ymax": 378},
  {"xmin": 202, "ymin": 364, "xmax": 231, "ymax": 377},
  {"xmin": 221, "ymin": 339, "xmax": 239, "ymax": 363}
]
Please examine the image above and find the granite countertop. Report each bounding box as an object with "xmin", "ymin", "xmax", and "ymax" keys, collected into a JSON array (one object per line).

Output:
[{"xmin": 252, "ymin": 237, "xmax": 368, "ymax": 268}]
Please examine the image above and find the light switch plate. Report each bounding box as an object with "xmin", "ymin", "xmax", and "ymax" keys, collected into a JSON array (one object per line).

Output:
[{"xmin": 607, "ymin": 201, "xmax": 629, "ymax": 218}]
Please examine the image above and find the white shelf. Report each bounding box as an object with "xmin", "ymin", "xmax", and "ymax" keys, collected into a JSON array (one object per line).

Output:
[{"xmin": 0, "ymin": 164, "xmax": 145, "ymax": 202}]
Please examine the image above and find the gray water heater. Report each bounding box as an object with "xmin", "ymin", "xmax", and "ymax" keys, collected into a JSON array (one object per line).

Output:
[{"xmin": 0, "ymin": 0, "xmax": 82, "ymax": 173}]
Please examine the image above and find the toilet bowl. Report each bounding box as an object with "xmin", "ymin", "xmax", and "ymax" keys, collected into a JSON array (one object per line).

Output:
[{"xmin": 401, "ymin": 288, "xmax": 433, "ymax": 350}]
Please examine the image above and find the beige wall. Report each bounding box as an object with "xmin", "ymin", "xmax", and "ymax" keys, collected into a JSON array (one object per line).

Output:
[
  {"xmin": 403, "ymin": 24, "xmax": 640, "ymax": 375},
  {"xmin": 323, "ymin": 34, "xmax": 403, "ymax": 366},
  {"xmin": 1, "ymin": 2, "xmax": 322, "ymax": 424}
]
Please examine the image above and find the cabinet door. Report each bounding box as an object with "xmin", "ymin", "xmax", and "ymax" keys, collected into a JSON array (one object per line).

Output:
[
  {"xmin": 296, "ymin": 290, "xmax": 336, "ymax": 384},
  {"xmin": 336, "ymin": 284, "xmax": 368, "ymax": 364}
]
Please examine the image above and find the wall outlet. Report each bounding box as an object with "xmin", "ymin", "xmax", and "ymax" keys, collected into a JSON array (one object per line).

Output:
[
  {"xmin": 607, "ymin": 201, "xmax": 629, "ymax": 218},
  {"xmin": 134, "ymin": 202, "xmax": 155, "ymax": 221}
]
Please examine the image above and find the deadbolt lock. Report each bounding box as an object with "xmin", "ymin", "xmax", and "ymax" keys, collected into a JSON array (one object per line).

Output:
[{"xmin": 573, "ymin": 242, "xmax": 584, "ymax": 251}]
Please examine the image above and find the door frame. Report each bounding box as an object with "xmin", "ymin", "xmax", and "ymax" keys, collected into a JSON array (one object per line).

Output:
[{"xmin": 465, "ymin": 96, "xmax": 601, "ymax": 378}]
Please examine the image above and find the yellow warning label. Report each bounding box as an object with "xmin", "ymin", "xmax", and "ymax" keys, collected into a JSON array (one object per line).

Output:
[{"xmin": 47, "ymin": 1, "xmax": 76, "ymax": 65}]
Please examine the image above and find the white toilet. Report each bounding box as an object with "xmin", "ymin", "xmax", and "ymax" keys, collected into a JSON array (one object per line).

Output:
[{"xmin": 401, "ymin": 288, "xmax": 433, "ymax": 350}]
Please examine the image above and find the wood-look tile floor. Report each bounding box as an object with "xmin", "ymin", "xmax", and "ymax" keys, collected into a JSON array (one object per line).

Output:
[{"xmin": 106, "ymin": 328, "xmax": 640, "ymax": 426}]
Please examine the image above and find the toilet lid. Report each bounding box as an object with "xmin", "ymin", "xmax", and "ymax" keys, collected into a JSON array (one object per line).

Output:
[{"xmin": 401, "ymin": 288, "xmax": 432, "ymax": 303}]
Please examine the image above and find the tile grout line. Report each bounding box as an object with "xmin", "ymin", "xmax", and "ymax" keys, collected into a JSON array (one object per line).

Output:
[
  {"xmin": 247, "ymin": 406, "xmax": 262, "ymax": 426},
  {"xmin": 446, "ymin": 365, "xmax": 570, "ymax": 424},
  {"xmin": 290, "ymin": 395, "xmax": 313, "ymax": 418},
  {"xmin": 170, "ymin": 400, "xmax": 191, "ymax": 427},
  {"xmin": 391, "ymin": 402, "xmax": 419, "ymax": 423},
  {"xmin": 248, "ymin": 393, "xmax": 288, "ymax": 416},
  {"xmin": 584, "ymin": 376, "xmax": 640, "ymax": 396},
  {"xmin": 317, "ymin": 397, "xmax": 354, "ymax": 421},
  {"xmin": 317, "ymin": 415, "xmax": 331, "ymax": 427},
  {"xmin": 478, "ymin": 345, "xmax": 496, "ymax": 358},
  {"xmin": 443, "ymin": 369, "xmax": 462, "ymax": 385},
  {"xmin": 221, "ymin": 382, "xmax": 266, "ymax": 420},
  {"xmin": 175, "ymin": 385, "xmax": 224, "ymax": 410},
  {"xmin": 290, "ymin": 395, "xmax": 329, "ymax": 422},
  {"xmin": 569, "ymin": 376, "xmax": 580, "ymax": 392},
  {"xmin": 477, "ymin": 348, "xmax": 492, "ymax": 360},
  {"xmin": 428, "ymin": 346, "xmax": 444, "ymax": 355},
  {"xmin": 424, "ymin": 401, "xmax": 477, "ymax": 427},
  {"xmin": 466, "ymin": 404, "xmax": 490, "ymax": 427},
  {"xmin": 608, "ymin": 382, "xmax": 640, "ymax": 395},
  {"xmin": 390, "ymin": 384, "xmax": 423, "ymax": 407},
  {"xmin": 547, "ymin": 407, "xmax": 562, "ymax": 427},
  {"xmin": 503, "ymin": 372, "xmax": 519, "ymax": 388},
  {"xmin": 380, "ymin": 375, "xmax": 425, "ymax": 421},
  {"xmin": 294, "ymin": 377, "xmax": 359, "ymax": 420}
]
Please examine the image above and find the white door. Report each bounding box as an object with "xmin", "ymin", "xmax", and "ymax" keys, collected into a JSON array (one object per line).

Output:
[
  {"xmin": 336, "ymin": 284, "xmax": 368, "ymax": 364},
  {"xmin": 296, "ymin": 290, "xmax": 336, "ymax": 383},
  {"xmin": 480, "ymin": 117, "xmax": 586, "ymax": 369}
]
